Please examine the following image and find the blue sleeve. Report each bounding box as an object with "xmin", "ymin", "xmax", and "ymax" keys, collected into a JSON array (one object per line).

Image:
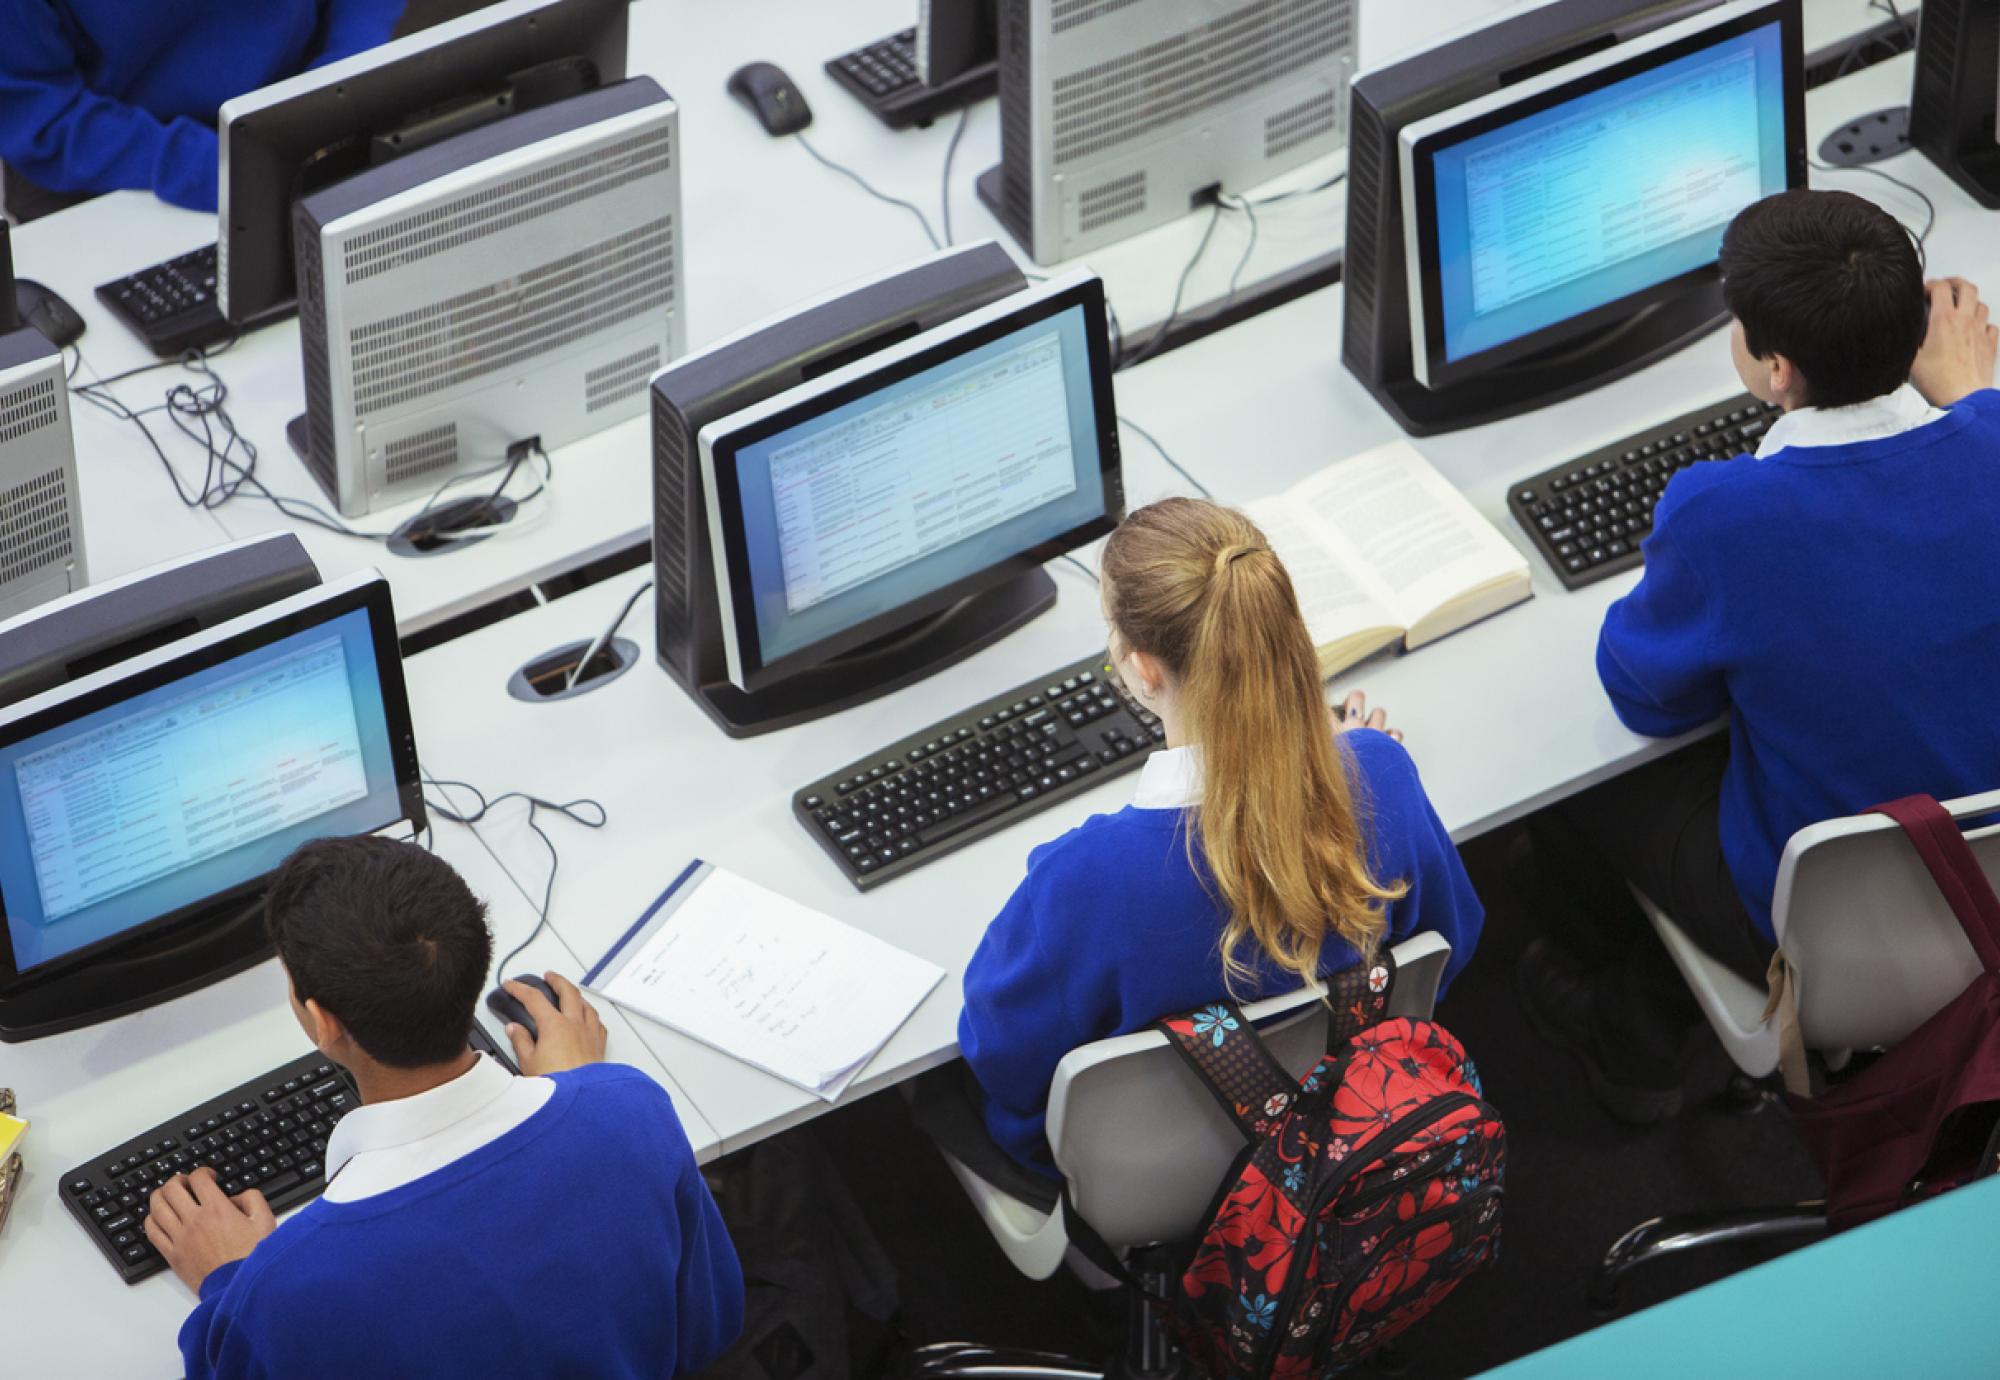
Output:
[
  {"xmin": 0, "ymin": 0, "xmax": 219, "ymax": 209},
  {"xmin": 1595, "ymin": 474, "xmax": 1730, "ymax": 738},
  {"xmin": 177, "ymin": 1259, "xmax": 272, "ymax": 1380},
  {"xmin": 309, "ymin": 0, "xmax": 405, "ymax": 68},
  {"xmin": 670, "ymin": 1154, "xmax": 744, "ymax": 1375},
  {"xmin": 1345, "ymin": 730, "xmax": 1483, "ymax": 995}
]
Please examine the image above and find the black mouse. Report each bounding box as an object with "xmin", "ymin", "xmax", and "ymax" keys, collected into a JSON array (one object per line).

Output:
[
  {"xmin": 727, "ymin": 61, "xmax": 812, "ymax": 137},
  {"xmin": 485, "ymin": 972, "xmax": 560, "ymax": 1043},
  {"xmin": 14, "ymin": 278, "xmax": 83, "ymax": 350}
]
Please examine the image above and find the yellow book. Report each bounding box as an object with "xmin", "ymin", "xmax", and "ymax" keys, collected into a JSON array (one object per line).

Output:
[{"xmin": 0, "ymin": 1110, "xmax": 25, "ymax": 1162}]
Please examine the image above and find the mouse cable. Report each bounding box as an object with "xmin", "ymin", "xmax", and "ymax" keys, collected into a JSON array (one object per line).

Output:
[
  {"xmin": 1808, "ymin": 157, "xmax": 1935, "ymax": 248},
  {"xmin": 420, "ymin": 772, "xmax": 609, "ymax": 979},
  {"xmin": 940, "ymin": 105, "xmax": 972, "ymax": 246},
  {"xmin": 1118, "ymin": 413, "xmax": 1212, "ymax": 500},
  {"xmin": 795, "ymin": 132, "xmax": 942, "ymax": 250},
  {"xmin": 1057, "ymin": 552, "xmax": 1099, "ymax": 585}
]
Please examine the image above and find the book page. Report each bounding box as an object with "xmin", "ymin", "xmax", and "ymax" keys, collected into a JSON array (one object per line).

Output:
[
  {"xmin": 1243, "ymin": 498, "xmax": 1401, "ymax": 651},
  {"xmin": 1292, "ymin": 443, "xmax": 1526, "ymax": 631}
]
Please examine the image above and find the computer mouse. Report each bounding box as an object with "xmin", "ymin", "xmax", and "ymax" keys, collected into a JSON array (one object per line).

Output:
[
  {"xmin": 727, "ymin": 61, "xmax": 813, "ymax": 137},
  {"xmin": 14, "ymin": 278, "xmax": 84, "ymax": 349},
  {"xmin": 485, "ymin": 973, "xmax": 560, "ymax": 1043}
]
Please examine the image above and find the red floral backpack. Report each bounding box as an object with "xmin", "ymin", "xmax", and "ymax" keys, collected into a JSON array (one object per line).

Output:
[{"xmin": 1141, "ymin": 951, "xmax": 1504, "ymax": 1378}]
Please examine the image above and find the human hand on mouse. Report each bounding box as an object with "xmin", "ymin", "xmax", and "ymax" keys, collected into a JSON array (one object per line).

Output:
[
  {"xmin": 504, "ymin": 972, "xmax": 607, "ymax": 1075},
  {"xmin": 1336, "ymin": 690, "xmax": 1402, "ymax": 743},
  {"xmin": 1911, "ymin": 277, "xmax": 1998, "ymax": 407}
]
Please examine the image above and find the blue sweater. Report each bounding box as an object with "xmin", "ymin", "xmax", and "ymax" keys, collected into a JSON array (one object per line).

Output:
[
  {"xmin": 959, "ymin": 728, "xmax": 1483, "ymax": 1177},
  {"xmin": 178, "ymin": 1065, "xmax": 743, "ymax": 1380},
  {"xmin": 1599, "ymin": 389, "xmax": 2000, "ymax": 942},
  {"xmin": 0, "ymin": 1, "xmax": 402, "ymax": 211}
]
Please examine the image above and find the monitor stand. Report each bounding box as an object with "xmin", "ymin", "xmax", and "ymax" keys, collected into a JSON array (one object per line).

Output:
[
  {"xmin": 0, "ymin": 896, "xmax": 272, "ymax": 1042},
  {"xmin": 688, "ymin": 565, "xmax": 1057, "ymax": 739}
]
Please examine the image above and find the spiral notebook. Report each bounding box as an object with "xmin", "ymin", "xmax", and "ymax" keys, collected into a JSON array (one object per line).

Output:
[{"xmin": 583, "ymin": 861, "xmax": 944, "ymax": 1101}]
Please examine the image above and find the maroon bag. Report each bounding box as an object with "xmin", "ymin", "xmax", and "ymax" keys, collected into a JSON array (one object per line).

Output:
[{"xmin": 1775, "ymin": 795, "xmax": 2000, "ymax": 1229}]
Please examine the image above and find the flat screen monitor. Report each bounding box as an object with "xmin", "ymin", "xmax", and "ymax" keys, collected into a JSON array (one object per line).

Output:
[
  {"xmin": 217, "ymin": 0, "xmax": 627, "ymax": 325},
  {"xmin": 699, "ymin": 272, "xmax": 1119, "ymax": 695},
  {"xmin": 1400, "ymin": 0, "xmax": 1801, "ymax": 391},
  {"xmin": 0, "ymin": 572, "xmax": 421, "ymax": 986}
]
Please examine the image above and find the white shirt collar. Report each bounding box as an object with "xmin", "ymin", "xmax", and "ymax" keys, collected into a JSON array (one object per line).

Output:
[
  {"xmin": 1754, "ymin": 384, "xmax": 1946, "ymax": 458},
  {"xmin": 1132, "ymin": 744, "xmax": 1201, "ymax": 810},
  {"xmin": 322, "ymin": 1053, "xmax": 525, "ymax": 1190}
]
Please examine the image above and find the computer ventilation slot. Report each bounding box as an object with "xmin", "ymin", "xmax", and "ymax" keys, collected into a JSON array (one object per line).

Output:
[
  {"xmin": 651, "ymin": 394, "xmax": 694, "ymax": 673},
  {"xmin": 0, "ymin": 377, "xmax": 58, "ymax": 446},
  {"xmin": 1265, "ymin": 89, "xmax": 1340, "ymax": 161},
  {"xmin": 584, "ymin": 345, "xmax": 662, "ymax": 413},
  {"xmin": 293, "ymin": 211, "xmax": 340, "ymax": 497},
  {"xmin": 347, "ymin": 219, "xmax": 676, "ymax": 419},
  {"xmin": 1077, "ymin": 171, "xmax": 1147, "ymax": 234},
  {"xmin": 1342, "ymin": 98, "xmax": 1387, "ymax": 348},
  {"xmin": 1050, "ymin": 0, "xmax": 1352, "ymax": 168},
  {"xmin": 997, "ymin": 0, "xmax": 1038, "ymax": 239},
  {"xmin": 341, "ymin": 126, "xmax": 674, "ymax": 284},
  {"xmin": 383, "ymin": 424, "xmax": 460, "ymax": 486},
  {"xmin": 1051, "ymin": 0, "xmax": 1144, "ymax": 34},
  {"xmin": 0, "ymin": 468, "xmax": 73, "ymax": 588}
]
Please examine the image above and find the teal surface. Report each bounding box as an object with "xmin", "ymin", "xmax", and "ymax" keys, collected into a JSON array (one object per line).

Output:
[{"xmin": 1480, "ymin": 1176, "xmax": 2000, "ymax": 1379}]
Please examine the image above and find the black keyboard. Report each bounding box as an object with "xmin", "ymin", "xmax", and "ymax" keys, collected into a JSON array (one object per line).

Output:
[
  {"xmin": 95, "ymin": 244, "xmax": 235, "ymax": 356},
  {"xmin": 1507, "ymin": 393, "xmax": 1783, "ymax": 591},
  {"xmin": 794, "ymin": 651, "xmax": 1165, "ymax": 890},
  {"xmin": 825, "ymin": 28, "xmax": 997, "ymax": 131}
]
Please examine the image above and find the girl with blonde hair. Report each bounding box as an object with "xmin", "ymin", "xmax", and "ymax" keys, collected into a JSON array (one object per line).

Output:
[{"xmin": 959, "ymin": 497, "xmax": 1483, "ymax": 1177}]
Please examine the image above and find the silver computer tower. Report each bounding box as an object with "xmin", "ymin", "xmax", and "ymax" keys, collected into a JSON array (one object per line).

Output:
[
  {"xmin": 290, "ymin": 77, "xmax": 683, "ymax": 517},
  {"xmin": 0, "ymin": 331, "xmax": 87, "ymax": 619},
  {"xmin": 982, "ymin": 0, "xmax": 1358, "ymax": 264}
]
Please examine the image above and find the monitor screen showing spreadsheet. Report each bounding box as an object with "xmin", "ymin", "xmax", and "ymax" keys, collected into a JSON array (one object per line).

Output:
[
  {"xmin": 1401, "ymin": 1, "xmax": 1799, "ymax": 388},
  {"xmin": 700, "ymin": 273, "xmax": 1120, "ymax": 691},
  {"xmin": 0, "ymin": 577, "xmax": 418, "ymax": 978}
]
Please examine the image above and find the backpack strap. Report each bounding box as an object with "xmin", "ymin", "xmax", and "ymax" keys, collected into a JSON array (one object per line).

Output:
[
  {"xmin": 1157, "ymin": 1001, "xmax": 1297, "ymax": 1143},
  {"xmin": 1322, "ymin": 947, "xmax": 1399, "ymax": 1054},
  {"xmin": 1873, "ymin": 796, "xmax": 2000, "ymax": 974}
]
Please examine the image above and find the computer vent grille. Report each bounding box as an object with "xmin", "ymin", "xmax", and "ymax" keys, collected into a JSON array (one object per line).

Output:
[
  {"xmin": 652, "ymin": 393, "xmax": 694, "ymax": 672},
  {"xmin": 0, "ymin": 377, "xmax": 58, "ymax": 447},
  {"xmin": 294, "ymin": 213, "xmax": 340, "ymax": 498},
  {"xmin": 1907, "ymin": 0, "xmax": 1962, "ymax": 146},
  {"xmin": 1342, "ymin": 95, "xmax": 1386, "ymax": 351},
  {"xmin": 383, "ymin": 424, "xmax": 460, "ymax": 486},
  {"xmin": 1051, "ymin": 0, "xmax": 1353, "ymax": 168},
  {"xmin": 1265, "ymin": 88, "xmax": 1340, "ymax": 161},
  {"xmin": 1051, "ymin": 0, "xmax": 1144, "ymax": 34},
  {"xmin": 341, "ymin": 126, "xmax": 674, "ymax": 285},
  {"xmin": 1077, "ymin": 171, "xmax": 1147, "ymax": 234},
  {"xmin": 585, "ymin": 345, "xmax": 662, "ymax": 413},
  {"xmin": 346, "ymin": 218, "xmax": 676, "ymax": 419},
  {"xmin": 997, "ymin": 0, "xmax": 1038, "ymax": 241},
  {"xmin": 0, "ymin": 467, "xmax": 73, "ymax": 588}
]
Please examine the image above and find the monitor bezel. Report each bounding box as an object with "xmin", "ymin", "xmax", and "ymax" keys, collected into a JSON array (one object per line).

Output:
[
  {"xmin": 699, "ymin": 271, "xmax": 1120, "ymax": 695},
  {"xmin": 0, "ymin": 572, "xmax": 422, "ymax": 987},
  {"xmin": 1400, "ymin": 0, "xmax": 1804, "ymax": 392}
]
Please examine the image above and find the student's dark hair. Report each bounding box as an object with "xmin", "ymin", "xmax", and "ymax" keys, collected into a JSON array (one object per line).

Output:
[
  {"xmin": 265, "ymin": 836, "xmax": 492, "ymax": 1068},
  {"xmin": 1718, "ymin": 188, "xmax": 1927, "ymax": 408}
]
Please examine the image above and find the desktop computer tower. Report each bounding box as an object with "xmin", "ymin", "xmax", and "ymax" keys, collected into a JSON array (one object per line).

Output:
[
  {"xmin": 290, "ymin": 77, "xmax": 682, "ymax": 517},
  {"xmin": 0, "ymin": 330, "xmax": 87, "ymax": 621},
  {"xmin": 1908, "ymin": 0, "xmax": 2000, "ymax": 209},
  {"xmin": 978, "ymin": 0, "xmax": 1357, "ymax": 264}
]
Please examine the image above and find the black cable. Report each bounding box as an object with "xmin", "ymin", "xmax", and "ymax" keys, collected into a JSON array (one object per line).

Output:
[
  {"xmin": 1058, "ymin": 552, "xmax": 1099, "ymax": 584},
  {"xmin": 940, "ymin": 105, "xmax": 970, "ymax": 246},
  {"xmin": 1124, "ymin": 201, "xmax": 1224, "ymax": 369},
  {"xmin": 1117, "ymin": 414, "xmax": 1212, "ymax": 499},
  {"xmin": 796, "ymin": 133, "xmax": 941, "ymax": 250},
  {"xmin": 1245, "ymin": 169, "xmax": 1347, "ymax": 207},
  {"xmin": 1223, "ymin": 194, "xmax": 1260, "ymax": 298},
  {"xmin": 1810, "ymin": 156, "xmax": 1935, "ymax": 247},
  {"xmin": 566, "ymin": 579, "xmax": 653, "ymax": 691},
  {"xmin": 421, "ymin": 773, "xmax": 608, "ymax": 979}
]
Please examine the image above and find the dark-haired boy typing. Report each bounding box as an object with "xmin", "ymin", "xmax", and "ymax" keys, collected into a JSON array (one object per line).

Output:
[{"xmin": 1522, "ymin": 188, "xmax": 2000, "ymax": 1123}]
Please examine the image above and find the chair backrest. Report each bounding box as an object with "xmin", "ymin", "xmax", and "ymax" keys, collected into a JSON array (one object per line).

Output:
[
  {"xmin": 1046, "ymin": 932, "xmax": 1452, "ymax": 1252},
  {"xmin": 1773, "ymin": 788, "xmax": 2000, "ymax": 1053}
]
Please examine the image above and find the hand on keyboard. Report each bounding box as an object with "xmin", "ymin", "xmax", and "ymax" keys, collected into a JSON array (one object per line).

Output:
[
  {"xmin": 505, "ymin": 972, "xmax": 608, "ymax": 1076},
  {"xmin": 144, "ymin": 1165, "xmax": 277, "ymax": 1292}
]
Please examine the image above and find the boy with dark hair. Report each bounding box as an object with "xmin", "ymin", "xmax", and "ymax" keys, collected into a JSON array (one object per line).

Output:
[
  {"xmin": 143, "ymin": 835, "xmax": 743, "ymax": 1380},
  {"xmin": 1520, "ymin": 188, "xmax": 2000, "ymax": 1124}
]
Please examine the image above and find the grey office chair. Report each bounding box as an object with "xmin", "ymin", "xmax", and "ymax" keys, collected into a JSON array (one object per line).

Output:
[
  {"xmin": 1590, "ymin": 789, "xmax": 1999, "ymax": 1313},
  {"xmin": 909, "ymin": 932, "xmax": 1453, "ymax": 1380}
]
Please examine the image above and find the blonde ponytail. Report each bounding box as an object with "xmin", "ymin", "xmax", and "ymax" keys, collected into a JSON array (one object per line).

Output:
[{"xmin": 1101, "ymin": 498, "xmax": 1407, "ymax": 993}]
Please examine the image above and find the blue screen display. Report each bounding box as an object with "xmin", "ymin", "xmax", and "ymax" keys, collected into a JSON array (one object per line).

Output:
[
  {"xmin": 1429, "ymin": 21, "xmax": 1788, "ymax": 365},
  {"xmin": 0, "ymin": 607, "xmax": 404, "ymax": 973},
  {"xmin": 726, "ymin": 304, "xmax": 1106, "ymax": 667}
]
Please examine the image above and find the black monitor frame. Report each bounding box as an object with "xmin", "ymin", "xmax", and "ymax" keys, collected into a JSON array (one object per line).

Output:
[
  {"xmin": 1403, "ymin": 2, "xmax": 1804, "ymax": 393},
  {"xmin": 702, "ymin": 274, "xmax": 1120, "ymax": 697},
  {"xmin": 217, "ymin": 0, "xmax": 627, "ymax": 326},
  {"xmin": 1908, "ymin": 0, "xmax": 2000, "ymax": 209}
]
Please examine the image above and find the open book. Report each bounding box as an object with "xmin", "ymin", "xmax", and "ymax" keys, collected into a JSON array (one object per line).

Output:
[{"xmin": 1244, "ymin": 441, "xmax": 1531, "ymax": 678}]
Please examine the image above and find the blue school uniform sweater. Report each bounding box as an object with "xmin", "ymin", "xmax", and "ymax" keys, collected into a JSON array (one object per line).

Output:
[
  {"xmin": 177, "ymin": 1064, "xmax": 743, "ymax": 1380},
  {"xmin": 959, "ymin": 728, "xmax": 1484, "ymax": 1177},
  {"xmin": 0, "ymin": 1, "xmax": 403, "ymax": 211},
  {"xmin": 1598, "ymin": 388, "xmax": 2000, "ymax": 942}
]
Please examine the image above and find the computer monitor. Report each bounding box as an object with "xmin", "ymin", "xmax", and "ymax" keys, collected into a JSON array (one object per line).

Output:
[
  {"xmin": 652, "ymin": 244, "xmax": 1123, "ymax": 738},
  {"xmin": 0, "ymin": 562, "xmax": 421, "ymax": 1040},
  {"xmin": 1343, "ymin": 0, "xmax": 1805, "ymax": 436},
  {"xmin": 217, "ymin": 0, "xmax": 628, "ymax": 327},
  {"xmin": 1908, "ymin": 0, "xmax": 2000, "ymax": 208},
  {"xmin": 976, "ymin": 0, "xmax": 1358, "ymax": 264}
]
